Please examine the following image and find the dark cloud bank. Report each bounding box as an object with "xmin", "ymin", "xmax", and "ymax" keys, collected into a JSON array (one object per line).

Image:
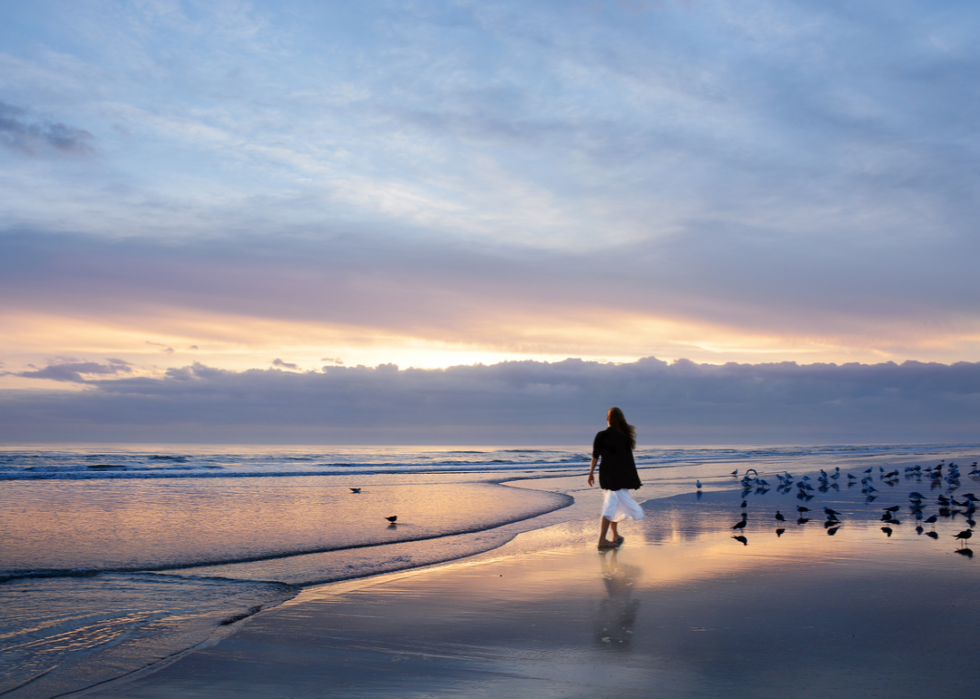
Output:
[{"xmin": 2, "ymin": 358, "xmax": 978, "ymax": 445}]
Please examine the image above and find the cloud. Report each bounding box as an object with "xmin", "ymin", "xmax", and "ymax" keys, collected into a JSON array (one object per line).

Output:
[
  {"xmin": 146, "ymin": 341, "xmax": 175, "ymax": 354},
  {"xmin": 0, "ymin": 101, "xmax": 96, "ymax": 156},
  {"xmin": 321, "ymin": 357, "xmax": 344, "ymax": 365},
  {"xmin": 14, "ymin": 359, "xmax": 132, "ymax": 384},
  {"xmin": 3, "ymin": 357, "xmax": 979, "ymax": 444},
  {"xmin": 2, "ymin": 226, "xmax": 978, "ymax": 365},
  {"xmin": 3, "ymin": 1, "xmax": 980, "ymax": 375},
  {"xmin": 272, "ymin": 358, "xmax": 299, "ymax": 370}
]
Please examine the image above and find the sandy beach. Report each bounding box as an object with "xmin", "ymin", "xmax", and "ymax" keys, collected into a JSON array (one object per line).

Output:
[{"xmin": 79, "ymin": 464, "xmax": 980, "ymax": 699}]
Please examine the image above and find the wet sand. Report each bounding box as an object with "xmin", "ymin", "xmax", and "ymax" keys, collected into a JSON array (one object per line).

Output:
[{"xmin": 80, "ymin": 470, "xmax": 980, "ymax": 698}]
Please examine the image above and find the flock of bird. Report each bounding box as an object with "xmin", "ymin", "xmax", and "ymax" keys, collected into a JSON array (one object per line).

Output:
[
  {"xmin": 360, "ymin": 459, "xmax": 980, "ymax": 536},
  {"xmin": 695, "ymin": 460, "xmax": 980, "ymax": 556}
]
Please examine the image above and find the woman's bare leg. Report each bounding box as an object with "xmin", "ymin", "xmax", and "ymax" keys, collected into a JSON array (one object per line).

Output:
[
  {"xmin": 598, "ymin": 516, "xmax": 616, "ymax": 548},
  {"xmin": 610, "ymin": 519, "xmax": 619, "ymax": 542}
]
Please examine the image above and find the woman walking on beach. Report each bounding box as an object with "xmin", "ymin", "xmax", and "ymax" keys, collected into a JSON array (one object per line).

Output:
[{"xmin": 588, "ymin": 407, "xmax": 644, "ymax": 549}]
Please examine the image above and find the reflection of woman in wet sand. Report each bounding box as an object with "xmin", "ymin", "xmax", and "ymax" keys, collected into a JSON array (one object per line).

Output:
[
  {"xmin": 593, "ymin": 549, "xmax": 642, "ymax": 648},
  {"xmin": 588, "ymin": 407, "xmax": 644, "ymax": 549}
]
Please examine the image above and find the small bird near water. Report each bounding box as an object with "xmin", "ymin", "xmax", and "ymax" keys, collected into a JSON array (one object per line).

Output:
[
  {"xmin": 954, "ymin": 528, "xmax": 973, "ymax": 546},
  {"xmin": 386, "ymin": 515, "xmax": 398, "ymax": 523},
  {"xmin": 350, "ymin": 488, "xmax": 361, "ymax": 493}
]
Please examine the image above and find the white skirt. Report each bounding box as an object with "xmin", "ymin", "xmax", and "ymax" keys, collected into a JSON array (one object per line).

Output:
[{"xmin": 602, "ymin": 489, "xmax": 644, "ymax": 522}]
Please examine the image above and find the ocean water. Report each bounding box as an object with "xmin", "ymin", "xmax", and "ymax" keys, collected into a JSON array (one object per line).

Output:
[{"xmin": 2, "ymin": 442, "xmax": 978, "ymax": 698}]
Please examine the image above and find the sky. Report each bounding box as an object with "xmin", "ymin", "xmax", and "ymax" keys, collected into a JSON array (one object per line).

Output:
[{"xmin": 2, "ymin": 0, "xmax": 979, "ymax": 443}]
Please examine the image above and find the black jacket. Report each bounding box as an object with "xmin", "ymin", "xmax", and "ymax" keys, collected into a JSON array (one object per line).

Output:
[{"xmin": 592, "ymin": 427, "xmax": 642, "ymax": 490}]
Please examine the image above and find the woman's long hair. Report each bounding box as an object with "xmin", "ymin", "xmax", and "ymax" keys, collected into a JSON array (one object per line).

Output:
[{"xmin": 607, "ymin": 407, "xmax": 636, "ymax": 449}]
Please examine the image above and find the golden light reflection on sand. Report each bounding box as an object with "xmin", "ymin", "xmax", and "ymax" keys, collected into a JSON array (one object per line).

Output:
[{"xmin": 0, "ymin": 477, "xmax": 565, "ymax": 571}]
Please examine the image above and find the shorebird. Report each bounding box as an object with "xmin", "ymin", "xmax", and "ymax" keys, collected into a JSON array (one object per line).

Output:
[
  {"xmin": 775, "ymin": 511, "xmax": 785, "ymax": 522},
  {"xmin": 797, "ymin": 506, "xmax": 810, "ymax": 513},
  {"xmin": 883, "ymin": 505, "xmax": 900, "ymax": 513},
  {"xmin": 696, "ymin": 480, "xmax": 702, "ymax": 490},
  {"xmin": 740, "ymin": 500, "xmax": 748, "ymax": 508},
  {"xmin": 732, "ymin": 513, "xmax": 748, "ymax": 530},
  {"xmin": 924, "ymin": 515, "xmax": 938, "ymax": 524},
  {"xmin": 824, "ymin": 507, "xmax": 842, "ymax": 518},
  {"xmin": 350, "ymin": 487, "xmax": 361, "ymax": 493},
  {"xmin": 954, "ymin": 528, "xmax": 973, "ymax": 546},
  {"xmin": 385, "ymin": 515, "xmax": 398, "ymax": 523},
  {"xmin": 731, "ymin": 469, "xmax": 738, "ymax": 476}
]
